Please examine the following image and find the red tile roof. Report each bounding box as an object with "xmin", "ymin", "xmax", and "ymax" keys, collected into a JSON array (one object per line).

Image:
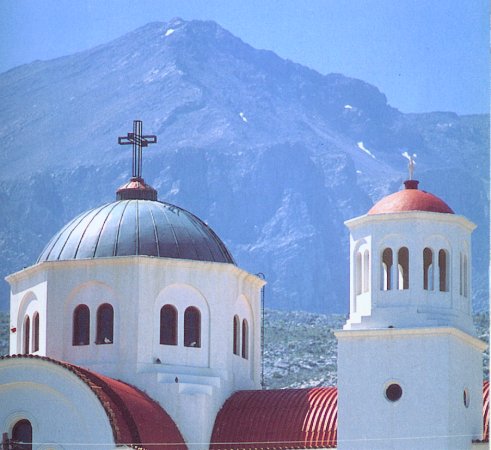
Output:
[
  {"xmin": 368, "ymin": 180, "xmax": 454, "ymax": 215},
  {"xmin": 2, "ymin": 355, "xmax": 186, "ymax": 450},
  {"xmin": 212, "ymin": 382, "xmax": 490, "ymax": 449},
  {"xmin": 2, "ymin": 356, "xmax": 488, "ymax": 448},
  {"xmin": 210, "ymin": 387, "xmax": 337, "ymax": 449}
]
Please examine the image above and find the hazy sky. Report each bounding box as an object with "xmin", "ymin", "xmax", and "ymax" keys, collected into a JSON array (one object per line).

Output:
[{"xmin": 0, "ymin": 0, "xmax": 488, "ymax": 114}]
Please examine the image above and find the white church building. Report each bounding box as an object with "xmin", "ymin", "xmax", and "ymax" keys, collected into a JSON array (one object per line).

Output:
[{"xmin": 0, "ymin": 121, "xmax": 488, "ymax": 449}]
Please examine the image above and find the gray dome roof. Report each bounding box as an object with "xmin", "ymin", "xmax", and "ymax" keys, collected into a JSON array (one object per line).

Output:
[{"xmin": 38, "ymin": 199, "xmax": 235, "ymax": 264}]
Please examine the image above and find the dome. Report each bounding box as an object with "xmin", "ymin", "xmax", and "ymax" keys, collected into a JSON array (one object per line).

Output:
[
  {"xmin": 368, "ymin": 180, "xmax": 454, "ymax": 215},
  {"xmin": 38, "ymin": 198, "xmax": 235, "ymax": 264}
]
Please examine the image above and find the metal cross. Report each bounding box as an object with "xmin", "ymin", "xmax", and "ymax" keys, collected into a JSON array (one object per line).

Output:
[{"xmin": 118, "ymin": 120, "xmax": 157, "ymax": 179}]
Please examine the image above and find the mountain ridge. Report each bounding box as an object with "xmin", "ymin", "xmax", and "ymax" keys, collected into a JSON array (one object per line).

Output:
[{"xmin": 0, "ymin": 18, "xmax": 488, "ymax": 313}]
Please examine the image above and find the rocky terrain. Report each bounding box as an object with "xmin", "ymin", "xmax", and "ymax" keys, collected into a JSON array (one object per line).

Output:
[{"xmin": 0, "ymin": 310, "xmax": 487, "ymax": 388}]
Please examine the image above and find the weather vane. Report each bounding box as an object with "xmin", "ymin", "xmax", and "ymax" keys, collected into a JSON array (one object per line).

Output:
[
  {"xmin": 402, "ymin": 151, "xmax": 417, "ymax": 180},
  {"xmin": 118, "ymin": 120, "xmax": 157, "ymax": 179}
]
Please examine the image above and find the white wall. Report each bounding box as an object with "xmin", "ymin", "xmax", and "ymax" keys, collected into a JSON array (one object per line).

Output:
[
  {"xmin": 6, "ymin": 255, "xmax": 265, "ymax": 447},
  {"xmin": 336, "ymin": 327, "xmax": 486, "ymax": 450},
  {"xmin": 345, "ymin": 212, "xmax": 475, "ymax": 334},
  {"xmin": 0, "ymin": 357, "xmax": 116, "ymax": 450}
]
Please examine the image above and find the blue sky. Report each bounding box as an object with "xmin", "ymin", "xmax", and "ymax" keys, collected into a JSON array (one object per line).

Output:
[{"xmin": 0, "ymin": 0, "xmax": 488, "ymax": 114}]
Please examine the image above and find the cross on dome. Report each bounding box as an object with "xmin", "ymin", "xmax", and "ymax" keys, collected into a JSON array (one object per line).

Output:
[
  {"xmin": 118, "ymin": 120, "xmax": 157, "ymax": 179},
  {"xmin": 116, "ymin": 120, "xmax": 158, "ymax": 201}
]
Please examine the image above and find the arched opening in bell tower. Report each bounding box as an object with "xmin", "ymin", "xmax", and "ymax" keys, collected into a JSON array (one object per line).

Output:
[
  {"xmin": 423, "ymin": 247, "xmax": 434, "ymax": 290},
  {"xmin": 381, "ymin": 248, "xmax": 393, "ymax": 291},
  {"xmin": 397, "ymin": 247, "xmax": 409, "ymax": 290},
  {"xmin": 355, "ymin": 252, "xmax": 362, "ymax": 295},
  {"xmin": 438, "ymin": 249, "xmax": 448, "ymax": 292},
  {"xmin": 460, "ymin": 252, "xmax": 469, "ymax": 298},
  {"xmin": 363, "ymin": 250, "xmax": 370, "ymax": 292}
]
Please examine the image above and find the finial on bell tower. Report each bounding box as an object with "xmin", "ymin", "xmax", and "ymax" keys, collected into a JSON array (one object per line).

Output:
[
  {"xmin": 116, "ymin": 120, "xmax": 158, "ymax": 201},
  {"xmin": 402, "ymin": 151, "xmax": 417, "ymax": 180}
]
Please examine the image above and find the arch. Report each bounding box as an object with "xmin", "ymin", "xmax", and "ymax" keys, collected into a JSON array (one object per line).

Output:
[
  {"xmin": 153, "ymin": 283, "xmax": 210, "ymax": 367},
  {"xmin": 423, "ymin": 247, "xmax": 434, "ymax": 290},
  {"xmin": 64, "ymin": 281, "xmax": 119, "ymax": 352},
  {"xmin": 355, "ymin": 252, "xmax": 362, "ymax": 295},
  {"xmin": 242, "ymin": 319, "xmax": 249, "ymax": 359},
  {"xmin": 96, "ymin": 303, "xmax": 114, "ymax": 345},
  {"xmin": 32, "ymin": 312, "xmax": 40, "ymax": 353},
  {"xmin": 363, "ymin": 250, "xmax": 370, "ymax": 293},
  {"xmin": 17, "ymin": 292, "xmax": 38, "ymax": 320},
  {"xmin": 397, "ymin": 247, "xmax": 409, "ymax": 290},
  {"xmin": 11, "ymin": 419, "xmax": 32, "ymax": 450},
  {"xmin": 23, "ymin": 315, "xmax": 30, "ymax": 355},
  {"xmin": 184, "ymin": 307, "xmax": 201, "ymax": 348},
  {"xmin": 73, "ymin": 304, "xmax": 90, "ymax": 346},
  {"xmin": 381, "ymin": 248, "xmax": 393, "ymax": 291},
  {"xmin": 16, "ymin": 292, "xmax": 39, "ymax": 355},
  {"xmin": 160, "ymin": 304, "xmax": 178, "ymax": 345},
  {"xmin": 438, "ymin": 249, "xmax": 449, "ymax": 292},
  {"xmin": 233, "ymin": 315, "xmax": 240, "ymax": 355}
]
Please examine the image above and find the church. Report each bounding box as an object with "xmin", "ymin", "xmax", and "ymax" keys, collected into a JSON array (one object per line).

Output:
[{"xmin": 1, "ymin": 120, "xmax": 488, "ymax": 449}]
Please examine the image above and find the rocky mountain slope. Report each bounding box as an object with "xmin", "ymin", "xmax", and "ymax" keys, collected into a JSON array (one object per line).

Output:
[{"xmin": 0, "ymin": 18, "xmax": 488, "ymax": 313}]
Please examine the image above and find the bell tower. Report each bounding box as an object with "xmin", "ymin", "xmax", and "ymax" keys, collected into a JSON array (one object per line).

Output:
[{"xmin": 335, "ymin": 176, "xmax": 486, "ymax": 449}]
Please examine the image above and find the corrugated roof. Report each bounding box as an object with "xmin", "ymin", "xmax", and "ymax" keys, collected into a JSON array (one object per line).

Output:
[
  {"xmin": 210, "ymin": 387, "xmax": 337, "ymax": 449},
  {"xmin": 2, "ymin": 355, "xmax": 488, "ymax": 448},
  {"xmin": 211, "ymin": 383, "xmax": 490, "ymax": 449},
  {"xmin": 1, "ymin": 355, "xmax": 187, "ymax": 450},
  {"xmin": 483, "ymin": 380, "xmax": 489, "ymax": 443},
  {"xmin": 37, "ymin": 199, "xmax": 235, "ymax": 265}
]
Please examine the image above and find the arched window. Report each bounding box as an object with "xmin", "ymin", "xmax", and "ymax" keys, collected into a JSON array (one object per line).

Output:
[
  {"xmin": 32, "ymin": 312, "xmax": 39, "ymax": 352},
  {"xmin": 96, "ymin": 303, "xmax": 114, "ymax": 345},
  {"xmin": 423, "ymin": 247, "xmax": 434, "ymax": 290},
  {"xmin": 184, "ymin": 307, "xmax": 201, "ymax": 348},
  {"xmin": 12, "ymin": 419, "xmax": 32, "ymax": 450},
  {"xmin": 23, "ymin": 316, "xmax": 30, "ymax": 355},
  {"xmin": 463, "ymin": 254, "xmax": 469, "ymax": 298},
  {"xmin": 363, "ymin": 250, "xmax": 370, "ymax": 293},
  {"xmin": 355, "ymin": 252, "xmax": 362, "ymax": 295},
  {"xmin": 160, "ymin": 305, "xmax": 177, "ymax": 345},
  {"xmin": 397, "ymin": 247, "xmax": 409, "ymax": 290},
  {"xmin": 233, "ymin": 315, "xmax": 240, "ymax": 355},
  {"xmin": 381, "ymin": 248, "xmax": 393, "ymax": 291},
  {"xmin": 438, "ymin": 249, "xmax": 448, "ymax": 292},
  {"xmin": 73, "ymin": 304, "xmax": 90, "ymax": 346},
  {"xmin": 242, "ymin": 319, "xmax": 248, "ymax": 359}
]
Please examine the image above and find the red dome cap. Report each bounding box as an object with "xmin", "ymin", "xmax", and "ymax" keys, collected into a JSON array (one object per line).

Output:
[
  {"xmin": 116, "ymin": 177, "xmax": 157, "ymax": 201},
  {"xmin": 368, "ymin": 180, "xmax": 454, "ymax": 215}
]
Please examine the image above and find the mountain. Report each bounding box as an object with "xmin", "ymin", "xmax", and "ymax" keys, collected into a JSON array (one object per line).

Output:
[{"xmin": 0, "ymin": 18, "xmax": 488, "ymax": 313}]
